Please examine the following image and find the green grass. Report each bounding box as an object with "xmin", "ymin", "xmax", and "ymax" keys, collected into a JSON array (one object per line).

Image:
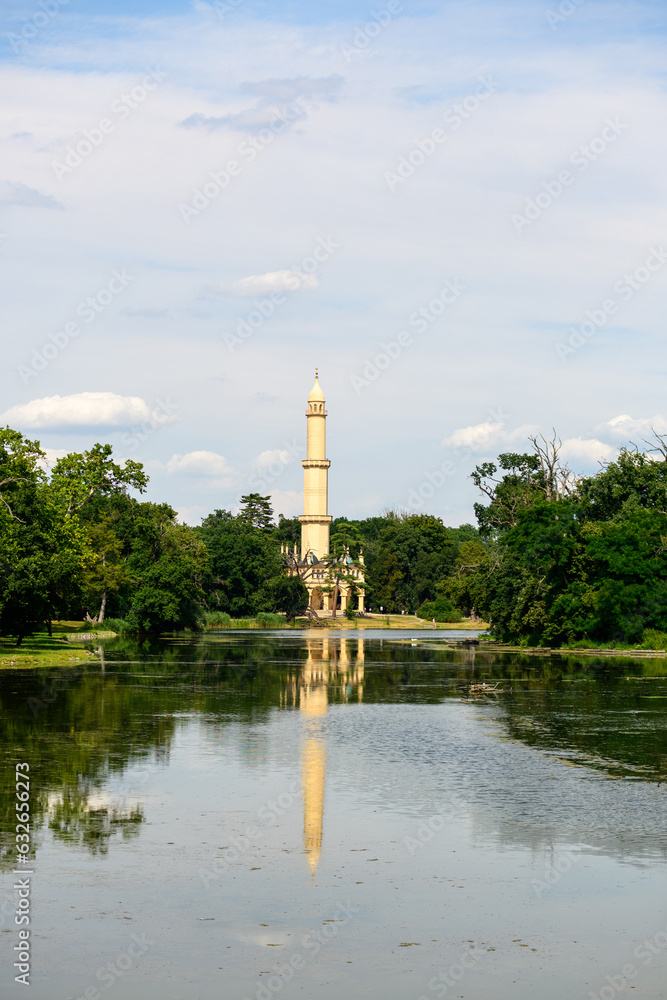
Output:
[
  {"xmin": 202, "ymin": 611, "xmax": 232, "ymax": 628},
  {"xmin": 0, "ymin": 633, "xmax": 98, "ymax": 670},
  {"xmin": 205, "ymin": 613, "xmax": 290, "ymax": 630},
  {"xmin": 564, "ymin": 630, "xmax": 667, "ymax": 652}
]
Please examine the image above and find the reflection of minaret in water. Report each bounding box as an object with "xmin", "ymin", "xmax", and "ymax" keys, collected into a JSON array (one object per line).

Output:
[
  {"xmin": 301, "ymin": 635, "xmax": 328, "ymax": 879},
  {"xmin": 299, "ymin": 637, "xmax": 365, "ymax": 877}
]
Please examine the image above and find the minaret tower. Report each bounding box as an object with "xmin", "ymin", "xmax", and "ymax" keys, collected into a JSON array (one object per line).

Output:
[{"xmin": 299, "ymin": 371, "xmax": 332, "ymax": 561}]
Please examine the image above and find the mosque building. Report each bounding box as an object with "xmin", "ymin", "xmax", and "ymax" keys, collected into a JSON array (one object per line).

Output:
[{"xmin": 282, "ymin": 373, "xmax": 365, "ymax": 614}]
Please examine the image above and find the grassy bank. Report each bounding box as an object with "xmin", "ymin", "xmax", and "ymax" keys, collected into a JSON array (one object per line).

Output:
[
  {"xmin": 291, "ymin": 614, "xmax": 488, "ymax": 630},
  {"xmin": 203, "ymin": 612, "xmax": 488, "ymax": 630},
  {"xmin": 0, "ymin": 614, "xmax": 487, "ymax": 668},
  {"xmin": 479, "ymin": 634, "xmax": 667, "ymax": 658},
  {"xmin": 0, "ymin": 631, "xmax": 99, "ymax": 669}
]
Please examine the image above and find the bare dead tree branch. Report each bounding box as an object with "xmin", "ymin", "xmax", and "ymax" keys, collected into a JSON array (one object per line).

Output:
[
  {"xmin": 643, "ymin": 429, "xmax": 667, "ymax": 460},
  {"xmin": 528, "ymin": 429, "xmax": 577, "ymax": 501}
]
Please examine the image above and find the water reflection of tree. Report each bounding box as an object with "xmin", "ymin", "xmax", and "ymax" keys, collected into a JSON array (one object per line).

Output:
[
  {"xmin": 1, "ymin": 636, "xmax": 665, "ymax": 866},
  {"xmin": 48, "ymin": 786, "xmax": 143, "ymax": 854},
  {"xmin": 0, "ymin": 667, "xmax": 176, "ymax": 866}
]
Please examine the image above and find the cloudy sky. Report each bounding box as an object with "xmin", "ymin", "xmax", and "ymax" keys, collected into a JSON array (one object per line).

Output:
[{"xmin": 1, "ymin": 0, "xmax": 666, "ymax": 525}]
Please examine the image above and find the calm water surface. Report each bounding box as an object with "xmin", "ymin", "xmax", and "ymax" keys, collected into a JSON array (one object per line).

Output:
[{"xmin": 1, "ymin": 630, "xmax": 666, "ymax": 999}]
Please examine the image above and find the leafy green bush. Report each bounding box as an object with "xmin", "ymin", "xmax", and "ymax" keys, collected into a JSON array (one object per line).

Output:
[
  {"xmin": 256, "ymin": 612, "xmax": 283, "ymax": 628},
  {"xmin": 204, "ymin": 610, "xmax": 232, "ymax": 628},
  {"xmin": 99, "ymin": 617, "xmax": 133, "ymax": 634},
  {"xmin": 266, "ymin": 576, "xmax": 309, "ymax": 623},
  {"xmin": 417, "ymin": 597, "xmax": 462, "ymax": 623},
  {"xmin": 640, "ymin": 629, "xmax": 667, "ymax": 650}
]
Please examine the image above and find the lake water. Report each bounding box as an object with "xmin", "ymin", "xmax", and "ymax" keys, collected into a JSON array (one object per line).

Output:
[{"xmin": 1, "ymin": 630, "xmax": 666, "ymax": 1000}]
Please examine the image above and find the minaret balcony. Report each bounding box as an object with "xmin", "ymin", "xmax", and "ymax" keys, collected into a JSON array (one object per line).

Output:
[{"xmin": 302, "ymin": 458, "xmax": 331, "ymax": 469}]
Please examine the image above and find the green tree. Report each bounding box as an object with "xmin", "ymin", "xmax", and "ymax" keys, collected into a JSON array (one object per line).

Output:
[
  {"xmin": 468, "ymin": 436, "xmax": 667, "ymax": 645},
  {"xmin": 274, "ymin": 514, "xmax": 300, "ymax": 547},
  {"xmin": 323, "ymin": 523, "xmax": 363, "ymax": 617},
  {"xmin": 417, "ymin": 596, "xmax": 462, "ymax": 623},
  {"xmin": 472, "ymin": 434, "xmax": 574, "ymax": 537},
  {"xmin": 0, "ymin": 428, "xmax": 85, "ymax": 642},
  {"xmin": 269, "ymin": 575, "xmax": 309, "ymax": 623},
  {"xmin": 82, "ymin": 517, "xmax": 135, "ymax": 624},
  {"xmin": 197, "ymin": 508, "xmax": 282, "ymax": 616},
  {"xmin": 50, "ymin": 443, "xmax": 148, "ymax": 515},
  {"xmin": 123, "ymin": 520, "xmax": 207, "ymax": 633},
  {"xmin": 363, "ymin": 514, "xmax": 456, "ymax": 612},
  {"xmin": 579, "ymin": 447, "xmax": 667, "ymax": 521},
  {"xmin": 237, "ymin": 493, "xmax": 274, "ymax": 531}
]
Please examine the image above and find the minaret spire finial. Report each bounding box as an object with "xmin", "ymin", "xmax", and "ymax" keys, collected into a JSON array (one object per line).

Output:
[{"xmin": 315, "ymin": 367, "xmax": 318, "ymax": 378}]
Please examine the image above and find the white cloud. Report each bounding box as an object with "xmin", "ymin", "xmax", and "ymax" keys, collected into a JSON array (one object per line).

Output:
[
  {"xmin": 3, "ymin": 3, "xmax": 667, "ymax": 524},
  {"xmin": 0, "ymin": 393, "xmax": 165, "ymax": 430},
  {"xmin": 603, "ymin": 414, "xmax": 667, "ymax": 440},
  {"xmin": 560, "ymin": 437, "xmax": 617, "ymax": 464},
  {"xmin": 442, "ymin": 421, "xmax": 506, "ymax": 451},
  {"xmin": 166, "ymin": 450, "xmax": 234, "ymax": 477},
  {"xmin": 182, "ymin": 104, "xmax": 309, "ymax": 133},
  {"xmin": 442, "ymin": 423, "xmax": 609, "ymax": 470},
  {"xmin": 181, "ymin": 75, "xmax": 343, "ymax": 132},
  {"xmin": 0, "ymin": 181, "xmax": 63, "ymax": 210},
  {"xmin": 220, "ymin": 270, "xmax": 319, "ymax": 296}
]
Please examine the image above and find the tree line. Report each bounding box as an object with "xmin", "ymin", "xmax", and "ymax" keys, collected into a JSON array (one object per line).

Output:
[
  {"xmin": 4, "ymin": 424, "xmax": 661, "ymax": 646},
  {"xmin": 447, "ymin": 433, "xmax": 667, "ymax": 646},
  {"xmin": 0, "ymin": 427, "xmax": 483, "ymax": 641}
]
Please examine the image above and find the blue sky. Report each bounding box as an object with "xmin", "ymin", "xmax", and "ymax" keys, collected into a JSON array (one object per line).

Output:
[{"xmin": 2, "ymin": 0, "xmax": 667, "ymax": 524}]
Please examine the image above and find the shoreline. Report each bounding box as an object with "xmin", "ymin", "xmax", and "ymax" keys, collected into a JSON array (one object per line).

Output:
[{"xmin": 479, "ymin": 640, "xmax": 667, "ymax": 659}]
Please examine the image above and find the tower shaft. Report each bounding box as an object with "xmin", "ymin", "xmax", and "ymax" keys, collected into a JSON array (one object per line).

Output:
[{"xmin": 300, "ymin": 376, "xmax": 332, "ymax": 560}]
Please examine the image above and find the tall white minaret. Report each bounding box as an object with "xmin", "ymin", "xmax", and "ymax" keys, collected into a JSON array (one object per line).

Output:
[{"xmin": 299, "ymin": 371, "xmax": 332, "ymax": 561}]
